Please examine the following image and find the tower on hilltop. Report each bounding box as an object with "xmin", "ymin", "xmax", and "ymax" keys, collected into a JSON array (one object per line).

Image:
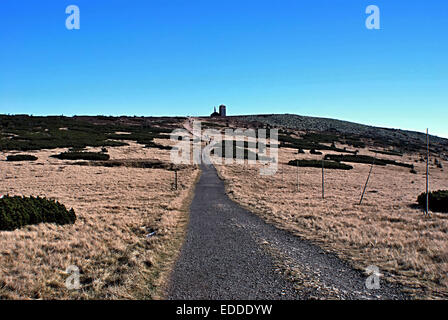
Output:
[{"xmin": 219, "ymin": 105, "xmax": 226, "ymax": 117}]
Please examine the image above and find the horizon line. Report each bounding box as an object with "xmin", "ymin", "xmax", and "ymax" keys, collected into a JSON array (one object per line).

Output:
[{"xmin": 1, "ymin": 112, "xmax": 447, "ymax": 140}]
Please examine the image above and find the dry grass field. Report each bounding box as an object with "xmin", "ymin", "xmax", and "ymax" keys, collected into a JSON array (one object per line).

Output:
[
  {"xmin": 0, "ymin": 140, "xmax": 199, "ymax": 299},
  {"xmin": 2, "ymin": 116, "xmax": 447, "ymax": 300},
  {"xmin": 214, "ymin": 142, "xmax": 448, "ymax": 299}
]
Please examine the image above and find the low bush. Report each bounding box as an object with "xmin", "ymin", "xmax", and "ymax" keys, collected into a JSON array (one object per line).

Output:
[
  {"xmin": 417, "ymin": 190, "xmax": 448, "ymax": 213},
  {"xmin": 0, "ymin": 114, "xmax": 174, "ymax": 151},
  {"xmin": 211, "ymin": 142, "xmax": 273, "ymax": 161},
  {"xmin": 145, "ymin": 141, "xmax": 172, "ymax": 150},
  {"xmin": 6, "ymin": 154, "xmax": 38, "ymax": 161},
  {"xmin": 51, "ymin": 152, "xmax": 110, "ymax": 161},
  {"xmin": 369, "ymin": 149, "xmax": 403, "ymax": 157},
  {"xmin": 278, "ymin": 134, "xmax": 357, "ymax": 154},
  {"xmin": 288, "ymin": 159, "xmax": 353, "ymax": 170},
  {"xmin": 310, "ymin": 149, "xmax": 322, "ymax": 155},
  {"xmin": 68, "ymin": 147, "xmax": 86, "ymax": 152},
  {"xmin": 324, "ymin": 154, "xmax": 413, "ymax": 168},
  {"xmin": 202, "ymin": 121, "xmax": 226, "ymax": 128},
  {"xmin": 106, "ymin": 132, "xmax": 170, "ymax": 145},
  {"xmin": 216, "ymin": 140, "xmax": 268, "ymax": 150},
  {"xmin": 345, "ymin": 139, "xmax": 366, "ymax": 148},
  {"xmin": 0, "ymin": 195, "xmax": 76, "ymax": 231},
  {"xmin": 71, "ymin": 159, "xmax": 174, "ymax": 169}
]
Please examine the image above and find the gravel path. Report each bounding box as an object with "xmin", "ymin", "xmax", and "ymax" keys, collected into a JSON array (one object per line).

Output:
[{"xmin": 166, "ymin": 161, "xmax": 407, "ymax": 300}]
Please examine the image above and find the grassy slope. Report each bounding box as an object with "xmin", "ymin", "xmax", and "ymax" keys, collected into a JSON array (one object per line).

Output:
[{"xmin": 231, "ymin": 114, "xmax": 448, "ymax": 155}]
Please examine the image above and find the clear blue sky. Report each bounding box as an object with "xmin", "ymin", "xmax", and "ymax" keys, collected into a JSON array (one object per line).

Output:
[{"xmin": 1, "ymin": 1, "xmax": 447, "ymax": 137}]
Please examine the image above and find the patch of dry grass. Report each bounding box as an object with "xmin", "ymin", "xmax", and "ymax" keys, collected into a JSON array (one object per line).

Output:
[
  {"xmin": 214, "ymin": 144, "xmax": 448, "ymax": 299},
  {"xmin": 0, "ymin": 141, "xmax": 199, "ymax": 299}
]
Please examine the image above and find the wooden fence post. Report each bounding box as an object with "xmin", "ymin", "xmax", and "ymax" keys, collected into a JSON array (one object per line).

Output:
[
  {"xmin": 359, "ymin": 155, "xmax": 376, "ymax": 205},
  {"xmin": 281, "ymin": 163, "xmax": 284, "ymax": 183},
  {"xmin": 175, "ymin": 169, "xmax": 178, "ymax": 190},
  {"xmin": 322, "ymin": 158, "xmax": 325, "ymax": 199},
  {"xmin": 296, "ymin": 160, "xmax": 299, "ymax": 192},
  {"xmin": 426, "ymin": 128, "xmax": 430, "ymax": 216}
]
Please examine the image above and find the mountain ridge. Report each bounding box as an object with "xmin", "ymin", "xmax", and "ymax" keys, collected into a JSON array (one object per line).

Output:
[{"xmin": 227, "ymin": 113, "xmax": 448, "ymax": 154}]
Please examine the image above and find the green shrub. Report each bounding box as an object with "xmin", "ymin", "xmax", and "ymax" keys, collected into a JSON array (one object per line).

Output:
[
  {"xmin": 6, "ymin": 154, "xmax": 38, "ymax": 161},
  {"xmin": 369, "ymin": 149, "xmax": 403, "ymax": 157},
  {"xmin": 417, "ymin": 190, "xmax": 448, "ymax": 213},
  {"xmin": 0, "ymin": 195, "xmax": 76, "ymax": 231},
  {"xmin": 324, "ymin": 154, "xmax": 413, "ymax": 168},
  {"xmin": 0, "ymin": 114, "xmax": 174, "ymax": 151},
  {"xmin": 51, "ymin": 152, "xmax": 110, "ymax": 161},
  {"xmin": 278, "ymin": 134, "xmax": 357, "ymax": 154},
  {"xmin": 68, "ymin": 147, "xmax": 86, "ymax": 152},
  {"xmin": 346, "ymin": 139, "xmax": 366, "ymax": 148},
  {"xmin": 288, "ymin": 159, "xmax": 353, "ymax": 170},
  {"xmin": 310, "ymin": 149, "xmax": 322, "ymax": 155},
  {"xmin": 302, "ymin": 132, "xmax": 339, "ymax": 144},
  {"xmin": 211, "ymin": 141, "xmax": 272, "ymax": 161},
  {"xmin": 145, "ymin": 141, "xmax": 172, "ymax": 150},
  {"xmin": 106, "ymin": 132, "xmax": 170, "ymax": 145}
]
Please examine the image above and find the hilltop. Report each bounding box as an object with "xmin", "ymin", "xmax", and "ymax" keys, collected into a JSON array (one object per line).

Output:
[
  {"xmin": 225, "ymin": 114, "xmax": 448, "ymax": 155},
  {"xmin": 2, "ymin": 113, "xmax": 447, "ymax": 156}
]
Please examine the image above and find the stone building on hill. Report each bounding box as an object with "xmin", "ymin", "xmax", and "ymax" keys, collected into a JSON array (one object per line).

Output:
[{"xmin": 210, "ymin": 105, "xmax": 227, "ymax": 117}]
